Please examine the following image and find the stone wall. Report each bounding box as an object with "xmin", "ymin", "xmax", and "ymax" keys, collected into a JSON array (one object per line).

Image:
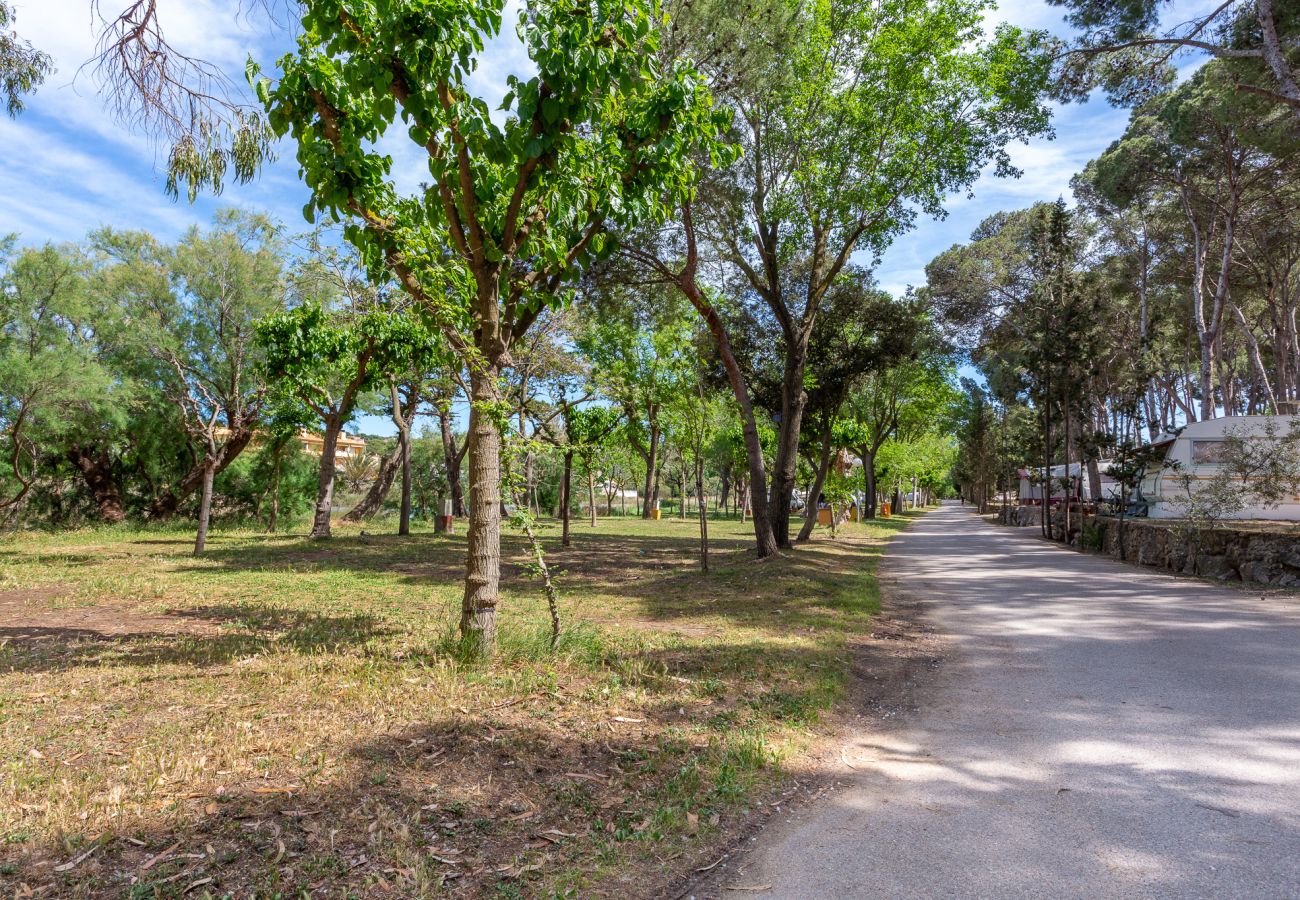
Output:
[{"xmin": 996, "ymin": 504, "xmax": 1300, "ymax": 587}]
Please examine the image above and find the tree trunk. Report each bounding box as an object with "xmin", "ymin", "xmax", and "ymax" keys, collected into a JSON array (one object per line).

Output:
[
  {"xmin": 268, "ymin": 446, "xmax": 282, "ymax": 533},
  {"xmin": 148, "ymin": 428, "xmax": 254, "ymax": 520},
  {"xmin": 769, "ymin": 348, "xmax": 809, "ymax": 548},
  {"xmin": 439, "ymin": 407, "xmax": 467, "ymax": 517},
  {"xmin": 677, "ymin": 279, "xmax": 777, "ymax": 557},
  {"xmin": 561, "ymin": 449, "xmax": 573, "ymax": 547},
  {"xmin": 461, "ymin": 367, "xmax": 502, "ymax": 649},
  {"xmin": 696, "ymin": 452, "xmax": 709, "ymax": 572},
  {"xmin": 311, "ymin": 416, "xmax": 343, "ymax": 539},
  {"xmin": 860, "ymin": 446, "xmax": 879, "ymax": 519},
  {"xmin": 343, "ymin": 441, "xmax": 401, "ymax": 521},
  {"xmin": 399, "ymin": 427, "xmax": 412, "ymax": 536},
  {"xmin": 588, "ymin": 465, "xmax": 597, "ymax": 527},
  {"xmin": 797, "ymin": 426, "xmax": 834, "ymax": 542},
  {"xmin": 641, "ymin": 420, "xmax": 660, "ymax": 518},
  {"xmin": 193, "ymin": 456, "xmax": 216, "ymax": 555},
  {"xmin": 67, "ymin": 445, "xmax": 126, "ymax": 524}
]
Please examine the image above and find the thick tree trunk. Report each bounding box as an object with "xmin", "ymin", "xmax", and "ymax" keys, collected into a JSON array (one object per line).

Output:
[
  {"xmin": 797, "ymin": 426, "xmax": 834, "ymax": 542},
  {"xmin": 461, "ymin": 367, "xmax": 502, "ymax": 649},
  {"xmin": 148, "ymin": 428, "xmax": 253, "ymax": 520},
  {"xmin": 311, "ymin": 417, "xmax": 343, "ymax": 539},
  {"xmin": 193, "ymin": 457, "xmax": 216, "ymax": 555},
  {"xmin": 67, "ymin": 445, "xmax": 126, "ymax": 524},
  {"xmin": 769, "ymin": 349, "xmax": 809, "ymax": 548},
  {"xmin": 861, "ymin": 448, "xmax": 878, "ymax": 519}
]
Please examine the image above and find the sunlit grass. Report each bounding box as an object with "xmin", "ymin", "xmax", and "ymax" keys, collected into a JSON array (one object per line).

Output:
[{"xmin": 0, "ymin": 509, "xmax": 923, "ymax": 897}]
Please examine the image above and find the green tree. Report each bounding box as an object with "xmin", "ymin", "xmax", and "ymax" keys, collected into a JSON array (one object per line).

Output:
[
  {"xmin": 0, "ymin": 241, "xmax": 116, "ymax": 519},
  {"xmin": 257, "ymin": 0, "xmax": 728, "ymax": 650},
  {"xmin": 1051, "ymin": 0, "xmax": 1300, "ymax": 115},
  {"xmin": 257, "ymin": 284, "xmax": 438, "ymax": 539},
  {"xmin": 142, "ymin": 211, "xmax": 286, "ymax": 553},
  {"xmin": 0, "ymin": 2, "xmax": 53, "ymax": 117},
  {"xmin": 699, "ymin": 0, "xmax": 1051, "ymax": 547}
]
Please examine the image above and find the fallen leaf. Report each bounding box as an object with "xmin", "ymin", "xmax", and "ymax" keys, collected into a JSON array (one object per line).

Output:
[
  {"xmin": 54, "ymin": 842, "xmax": 101, "ymax": 873},
  {"xmin": 204, "ymin": 802, "xmax": 219, "ymax": 815},
  {"xmin": 686, "ymin": 812, "xmax": 699, "ymax": 833},
  {"xmin": 140, "ymin": 841, "xmax": 181, "ymax": 872},
  {"xmin": 28, "ymin": 748, "xmax": 44, "ymax": 760}
]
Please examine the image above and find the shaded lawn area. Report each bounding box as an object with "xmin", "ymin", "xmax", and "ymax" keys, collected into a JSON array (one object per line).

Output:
[{"xmin": 0, "ymin": 510, "xmax": 923, "ymax": 898}]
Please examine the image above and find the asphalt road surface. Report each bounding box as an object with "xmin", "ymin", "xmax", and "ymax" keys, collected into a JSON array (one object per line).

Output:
[{"xmin": 709, "ymin": 503, "xmax": 1300, "ymax": 899}]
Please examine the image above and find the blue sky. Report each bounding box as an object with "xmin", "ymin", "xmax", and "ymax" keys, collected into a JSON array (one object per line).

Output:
[{"xmin": 0, "ymin": 0, "xmax": 1190, "ymax": 433}]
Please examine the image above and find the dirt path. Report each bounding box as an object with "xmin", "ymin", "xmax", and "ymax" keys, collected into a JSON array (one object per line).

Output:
[{"xmin": 694, "ymin": 502, "xmax": 1300, "ymax": 899}]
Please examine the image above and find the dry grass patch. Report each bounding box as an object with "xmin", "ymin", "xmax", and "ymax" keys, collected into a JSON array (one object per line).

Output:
[{"xmin": 0, "ymin": 511, "xmax": 921, "ymax": 898}]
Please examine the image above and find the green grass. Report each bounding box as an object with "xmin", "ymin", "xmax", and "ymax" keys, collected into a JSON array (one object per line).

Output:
[{"xmin": 0, "ymin": 509, "xmax": 924, "ymax": 897}]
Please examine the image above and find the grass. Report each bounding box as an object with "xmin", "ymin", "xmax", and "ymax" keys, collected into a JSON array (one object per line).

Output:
[{"xmin": 0, "ymin": 508, "xmax": 924, "ymax": 898}]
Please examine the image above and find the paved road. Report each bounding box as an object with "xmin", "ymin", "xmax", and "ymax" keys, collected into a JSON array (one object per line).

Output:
[{"xmin": 711, "ymin": 503, "xmax": 1300, "ymax": 899}]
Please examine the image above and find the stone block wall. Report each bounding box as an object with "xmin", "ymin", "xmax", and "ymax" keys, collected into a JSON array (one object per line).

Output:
[{"xmin": 996, "ymin": 504, "xmax": 1300, "ymax": 587}]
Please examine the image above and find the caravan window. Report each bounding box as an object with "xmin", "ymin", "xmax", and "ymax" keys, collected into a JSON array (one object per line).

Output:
[{"xmin": 1191, "ymin": 440, "xmax": 1230, "ymax": 465}]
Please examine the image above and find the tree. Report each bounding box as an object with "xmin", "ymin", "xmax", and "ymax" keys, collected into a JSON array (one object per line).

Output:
[
  {"xmin": 699, "ymin": 0, "xmax": 1052, "ymax": 547},
  {"xmin": 257, "ymin": 289, "xmax": 438, "ymax": 539},
  {"xmin": 1052, "ymin": 0, "xmax": 1300, "ymax": 114},
  {"xmin": 139, "ymin": 211, "xmax": 285, "ymax": 553},
  {"xmin": 0, "ymin": 2, "xmax": 53, "ymax": 117},
  {"xmin": 257, "ymin": 0, "xmax": 728, "ymax": 651},
  {"xmin": 0, "ymin": 241, "xmax": 116, "ymax": 520},
  {"xmin": 577, "ymin": 286, "xmax": 695, "ymax": 519}
]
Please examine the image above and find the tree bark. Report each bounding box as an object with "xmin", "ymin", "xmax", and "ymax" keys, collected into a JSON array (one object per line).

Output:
[
  {"xmin": 438, "ymin": 406, "xmax": 467, "ymax": 517},
  {"xmin": 797, "ymin": 425, "xmax": 834, "ymax": 542},
  {"xmin": 399, "ymin": 428, "xmax": 412, "ymax": 536},
  {"xmin": 861, "ymin": 446, "xmax": 878, "ymax": 519},
  {"xmin": 461, "ymin": 367, "xmax": 503, "ymax": 650},
  {"xmin": 147, "ymin": 428, "xmax": 254, "ymax": 520},
  {"xmin": 311, "ymin": 416, "xmax": 343, "ymax": 539},
  {"xmin": 67, "ymin": 445, "xmax": 127, "ymax": 524},
  {"xmin": 588, "ymin": 465, "xmax": 597, "ymax": 528},
  {"xmin": 561, "ymin": 449, "xmax": 573, "ymax": 547},
  {"xmin": 641, "ymin": 420, "xmax": 660, "ymax": 518},
  {"xmin": 769, "ymin": 348, "xmax": 809, "ymax": 548},
  {"xmin": 679, "ymin": 280, "xmax": 777, "ymax": 557},
  {"xmin": 193, "ymin": 456, "xmax": 216, "ymax": 555}
]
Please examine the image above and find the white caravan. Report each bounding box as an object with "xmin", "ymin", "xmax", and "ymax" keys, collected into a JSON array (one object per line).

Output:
[{"xmin": 1138, "ymin": 415, "xmax": 1300, "ymax": 520}]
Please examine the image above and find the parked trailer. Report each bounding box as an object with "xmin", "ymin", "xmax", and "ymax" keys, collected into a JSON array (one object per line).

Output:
[
  {"xmin": 1138, "ymin": 415, "xmax": 1300, "ymax": 520},
  {"xmin": 1018, "ymin": 461, "xmax": 1121, "ymax": 506}
]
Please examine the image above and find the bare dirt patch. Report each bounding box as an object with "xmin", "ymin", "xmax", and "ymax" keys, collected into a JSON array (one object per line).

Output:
[{"xmin": 0, "ymin": 587, "xmax": 222, "ymax": 645}]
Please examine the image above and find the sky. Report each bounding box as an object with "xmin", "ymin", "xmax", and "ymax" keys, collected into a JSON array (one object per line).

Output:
[{"xmin": 0, "ymin": 0, "xmax": 1187, "ymax": 434}]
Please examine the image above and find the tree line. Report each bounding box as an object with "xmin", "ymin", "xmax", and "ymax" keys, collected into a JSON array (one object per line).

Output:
[{"xmin": 941, "ymin": 46, "xmax": 1300, "ymax": 520}]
